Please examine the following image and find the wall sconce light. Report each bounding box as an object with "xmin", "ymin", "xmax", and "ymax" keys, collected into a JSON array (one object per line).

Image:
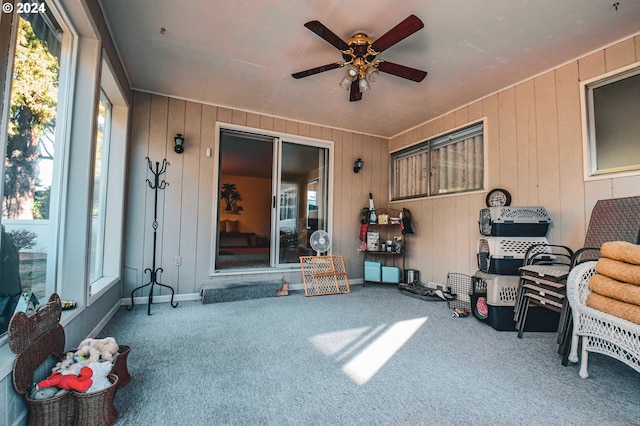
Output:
[
  {"xmin": 353, "ymin": 158, "xmax": 364, "ymax": 173},
  {"xmin": 174, "ymin": 134, "xmax": 185, "ymax": 154}
]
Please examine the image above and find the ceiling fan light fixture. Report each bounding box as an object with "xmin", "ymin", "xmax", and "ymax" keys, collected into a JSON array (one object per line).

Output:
[
  {"xmin": 359, "ymin": 77, "xmax": 371, "ymax": 92},
  {"xmin": 339, "ymin": 65, "xmax": 359, "ymax": 89},
  {"xmin": 367, "ymin": 68, "xmax": 380, "ymax": 83},
  {"xmin": 339, "ymin": 75, "xmax": 353, "ymax": 90},
  {"xmin": 293, "ymin": 16, "xmax": 427, "ymax": 101}
]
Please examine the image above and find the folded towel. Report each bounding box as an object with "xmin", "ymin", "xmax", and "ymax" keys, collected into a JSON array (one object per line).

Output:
[
  {"xmin": 601, "ymin": 241, "xmax": 640, "ymax": 266},
  {"xmin": 595, "ymin": 258, "xmax": 640, "ymax": 286},
  {"xmin": 589, "ymin": 273, "xmax": 640, "ymax": 306},
  {"xmin": 586, "ymin": 292, "xmax": 640, "ymax": 325}
]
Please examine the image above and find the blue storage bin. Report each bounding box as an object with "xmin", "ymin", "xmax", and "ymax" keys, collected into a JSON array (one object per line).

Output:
[
  {"xmin": 382, "ymin": 266, "xmax": 401, "ymax": 283},
  {"xmin": 364, "ymin": 260, "xmax": 382, "ymax": 282}
]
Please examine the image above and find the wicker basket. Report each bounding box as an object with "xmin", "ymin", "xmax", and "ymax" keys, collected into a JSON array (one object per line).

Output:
[
  {"xmin": 24, "ymin": 389, "xmax": 75, "ymax": 426},
  {"xmin": 112, "ymin": 345, "xmax": 131, "ymax": 387},
  {"xmin": 72, "ymin": 374, "xmax": 118, "ymax": 426},
  {"xmin": 8, "ymin": 295, "xmax": 120, "ymax": 426}
]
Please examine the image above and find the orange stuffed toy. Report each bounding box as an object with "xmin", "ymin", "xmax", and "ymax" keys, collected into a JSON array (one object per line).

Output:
[{"xmin": 38, "ymin": 366, "xmax": 93, "ymax": 392}]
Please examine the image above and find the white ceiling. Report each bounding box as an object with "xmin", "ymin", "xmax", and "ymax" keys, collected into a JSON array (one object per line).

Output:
[{"xmin": 100, "ymin": 0, "xmax": 640, "ymax": 138}]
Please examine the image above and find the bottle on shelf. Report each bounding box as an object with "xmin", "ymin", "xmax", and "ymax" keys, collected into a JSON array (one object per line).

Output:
[{"xmin": 368, "ymin": 193, "xmax": 377, "ymax": 224}]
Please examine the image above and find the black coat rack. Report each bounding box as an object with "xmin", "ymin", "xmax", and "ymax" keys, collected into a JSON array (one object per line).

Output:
[{"xmin": 127, "ymin": 157, "xmax": 178, "ymax": 315}]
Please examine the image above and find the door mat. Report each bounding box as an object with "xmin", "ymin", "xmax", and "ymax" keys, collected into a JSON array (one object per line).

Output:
[{"xmin": 200, "ymin": 281, "xmax": 287, "ymax": 304}]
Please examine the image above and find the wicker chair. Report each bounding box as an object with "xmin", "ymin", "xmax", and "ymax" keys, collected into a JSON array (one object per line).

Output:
[
  {"xmin": 571, "ymin": 196, "xmax": 640, "ymax": 265},
  {"xmin": 565, "ymin": 195, "xmax": 640, "ymax": 378},
  {"xmin": 567, "ymin": 261, "xmax": 640, "ymax": 378}
]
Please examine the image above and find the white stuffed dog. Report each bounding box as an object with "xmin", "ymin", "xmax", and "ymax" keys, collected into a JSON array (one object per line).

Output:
[{"xmin": 75, "ymin": 337, "xmax": 119, "ymax": 363}]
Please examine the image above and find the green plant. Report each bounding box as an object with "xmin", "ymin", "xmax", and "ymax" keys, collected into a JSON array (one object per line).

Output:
[
  {"xmin": 33, "ymin": 186, "xmax": 51, "ymax": 219},
  {"xmin": 8, "ymin": 228, "xmax": 37, "ymax": 251}
]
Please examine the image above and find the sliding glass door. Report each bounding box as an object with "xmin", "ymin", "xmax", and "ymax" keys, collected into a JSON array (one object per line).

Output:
[
  {"xmin": 277, "ymin": 142, "xmax": 329, "ymax": 263},
  {"xmin": 215, "ymin": 129, "xmax": 330, "ymax": 271},
  {"xmin": 216, "ymin": 130, "xmax": 274, "ymax": 270}
]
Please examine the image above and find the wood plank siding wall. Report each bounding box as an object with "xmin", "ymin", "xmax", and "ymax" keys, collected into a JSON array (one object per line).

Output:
[
  {"xmin": 125, "ymin": 92, "xmax": 389, "ymax": 297},
  {"xmin": 126, "ymin": 34, "xmax": 639, "ymax": 296},
  {"xmin": 390, "ymin": 34, "xmax": 640, "ymax": 287}
]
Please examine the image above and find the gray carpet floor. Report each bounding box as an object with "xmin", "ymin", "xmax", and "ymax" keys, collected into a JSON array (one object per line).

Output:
[{"xmin": 100, "ymin": 284, "xmax": 640, "ymax": 425}]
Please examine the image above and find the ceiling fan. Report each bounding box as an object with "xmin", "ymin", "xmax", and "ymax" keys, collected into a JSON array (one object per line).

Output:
[{"xmin": 292, "ymin": 15, "xmax": 428, "ymax": 102}]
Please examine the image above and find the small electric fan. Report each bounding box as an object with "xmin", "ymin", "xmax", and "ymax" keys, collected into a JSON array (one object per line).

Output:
[{"xmin": 309, "ymin": 230, "xmax": 331, "ymax": 255}]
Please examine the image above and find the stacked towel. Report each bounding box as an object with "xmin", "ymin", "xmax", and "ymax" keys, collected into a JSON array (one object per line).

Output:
[
  {"xmin": 588, "ymin": 274, "xmax": 640, "ymax": 305},
  {"xmin": 587, "ymin": 241, "xmax": 640, "ymax": 325},
  {"xmin": 601, "ymin": 241, "xmax": 640, "ymax": 265},
  {"xmin": 595, "ymin": 258, "xmax": 640, "ymax": 286},
  {"xmin": 586, "ymin": 292, "xmax": 640, "ymax": 325}
]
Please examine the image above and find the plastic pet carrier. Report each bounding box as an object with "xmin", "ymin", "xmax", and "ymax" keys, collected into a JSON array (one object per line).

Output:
[
  {"xmin": 474, "ymin": 270, "xmax": 520, "ymax": 306},
  {"xmin": 477, "ymin": 237, "xmax": 548, "ymax": 275},
  {"xmin": 470, "ymin": 276, "xmax": 488, "ymax": 321},
  {"xmin": 479, "ymin": 206, "xmax": 551, "ymax": 237},
  {"xmin": 471, "ymin": 271, "xmax": 520, "ymax": 329},
  {"xmin": 472, "ymin": 271, "xmax": 560, "ymax": 332}
]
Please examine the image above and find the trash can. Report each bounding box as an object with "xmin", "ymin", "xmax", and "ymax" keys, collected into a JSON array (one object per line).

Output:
[{"xmin": 404, "ymin": 269, "xmax": 420, "ymax": 284}]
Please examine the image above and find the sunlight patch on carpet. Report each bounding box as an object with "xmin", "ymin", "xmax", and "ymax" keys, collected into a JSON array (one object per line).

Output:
[
  {"xmin": 309, "ymin": 324, "xmax": 387, "ymax": 359},
  {"xmin": 309, "ymin": 326, "xmax": 372, "ymax": 356},
  {"xmin": 342, "ymin": 317, "xmax": 428, "ymax": 385}
]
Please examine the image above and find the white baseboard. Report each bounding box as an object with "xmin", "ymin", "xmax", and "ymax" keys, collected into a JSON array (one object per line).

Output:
[
  {"xmin": 120, "ymin": 292, "xmax": 201, "ymax": 306},
  {"xmin": 120, "ymin": 279, "xmax": 365, "ymax": 306}
]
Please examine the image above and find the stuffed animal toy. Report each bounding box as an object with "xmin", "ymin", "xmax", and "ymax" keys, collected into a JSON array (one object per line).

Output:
[
  {"xmin": 75, "ymin": 345, "xmax": 101, "ymax": 363},
  {"xmin": 75, "ymin": 337, "xmax": 119, "ymax": 363},
  {"xmin": 30, "ymin": 386, "xmax": 68, "ymax": 400},
  {"xmin": 30, "ymin": 387, "xmax": 59, "ymax": 400},
  {"xmin": 52, "ymin": 351, "xmax": 76, "ymax": 373},
  {"xmin": 37, "ymin": 366, "xmax": 93, "ymax": 392},
  {"xmin": 84, "ymin": 361, "xmax": 113, "ymax": 393}
]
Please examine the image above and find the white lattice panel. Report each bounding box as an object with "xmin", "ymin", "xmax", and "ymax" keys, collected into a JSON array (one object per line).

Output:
[{"xmin": 299, "ymin": 255, "xmax": 350, "ymax": 296}]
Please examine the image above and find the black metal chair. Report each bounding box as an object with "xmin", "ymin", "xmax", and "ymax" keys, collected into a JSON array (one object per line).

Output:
[{"xmin": 514, "ymin": 244, "xmax": 574, "ymax": 338}]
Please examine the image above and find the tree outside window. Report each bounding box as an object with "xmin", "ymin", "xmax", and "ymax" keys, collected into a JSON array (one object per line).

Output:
[{"xmin": 4, "ymin": 17, "xmax": 58, "ymax": 219}]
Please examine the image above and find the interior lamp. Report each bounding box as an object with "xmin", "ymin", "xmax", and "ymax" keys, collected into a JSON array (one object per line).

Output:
[
  {"xmin": 367, "ymin": 68, "xmax": 380, "ymax": 83},
  {"xmin": 174, "ymin": 134, "xmax": 185, "ymax": 154},
  {"xmin": 353, "ymin": 158, "xmax": 364, "ymax": 173},
  {"xmin": 339, "ymin": 62, "xmax": 378, "ymax": 92},
  {"xmin": 339, "ymin": 66, "xmax": 359, "ymax": 90},
  {"xmin": 358, "ymin": 77, "xmax": 371, "ymax": 92}
]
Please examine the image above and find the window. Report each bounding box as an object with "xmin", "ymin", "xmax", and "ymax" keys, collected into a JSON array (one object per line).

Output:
[
  {"xmin": 392, "ymin": 123, "xmax": 484, "ymax": 200},
  {"xmin": 1, "ymin": 5, "xmax": 71, "ymax": 335},
  {"xmin": 583, "ymin": 65, "xmax": 640, "ymax": 177},
  {"xmin": 89, "ymin": 90, "xmax": 111, "ymax": 283},
  {"xmin": 88, "ymin": 58, "xmax": 129, "ymax": 299}
]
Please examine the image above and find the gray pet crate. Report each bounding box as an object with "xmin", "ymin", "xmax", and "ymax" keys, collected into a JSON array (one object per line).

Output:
[
  {"xmin": 472, "ymin": 271, "xmax": 560, "ymax": 331},
  {"xmin": 477, "ymin": 236, "xmax": 549, "ymax": 275},
  {"xmin": 479, "ymin": 206, "xmax": 550, "ymax": 237}
]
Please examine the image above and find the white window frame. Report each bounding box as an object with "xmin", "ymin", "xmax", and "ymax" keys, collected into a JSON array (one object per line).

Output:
[
  {"xmin": 0, "ymin": 0, "xmax": 76, "ymax": 342},
  {"xmin": 0, "ymin": 1, "xmax": 75, "ymax": 299},
  {"xmin": 210, "ymin": 123, "xmax": 333, "ymax": 275},
  {"xmin": 89, "ymin": 88, "xmax": 111, "ymax": 283},
  {"xmin": 581, "ymin": 62, "xmax": 640, "ymax": 180},
  {"xmin": 88, "ymin": 56, "xmax": 129, "ymax": 302}
]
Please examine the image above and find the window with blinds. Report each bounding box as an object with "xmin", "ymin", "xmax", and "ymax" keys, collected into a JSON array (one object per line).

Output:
[{"xmin": 392, "ymin": 123, "xmax": 484, "ymax": 200}]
